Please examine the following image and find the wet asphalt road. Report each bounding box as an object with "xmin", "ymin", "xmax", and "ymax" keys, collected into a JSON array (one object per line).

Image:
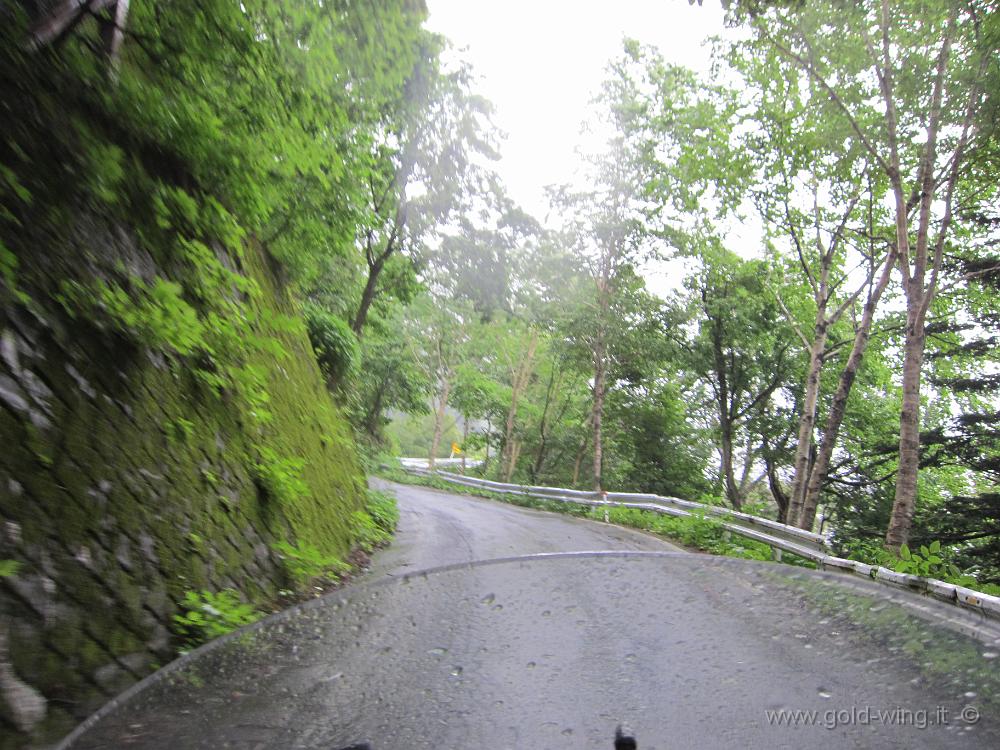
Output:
[
  {"xmin": 364, "ymin": 478, "xmax": 681, "ymax": 578},
  {"xmin": 64, "ymin": 482, "xmax": 1000, "ymax": 750}
]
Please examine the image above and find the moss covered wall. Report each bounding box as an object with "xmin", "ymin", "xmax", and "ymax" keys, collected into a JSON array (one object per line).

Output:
[{"xmin": 0, "ymin": 238, "xmax": 366, "ymax": 748}]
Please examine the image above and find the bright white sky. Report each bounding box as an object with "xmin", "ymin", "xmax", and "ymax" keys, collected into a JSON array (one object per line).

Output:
[
  {"xmin": 423, "ymin": 1, "xmax": 741, "ymax": 294},
  {"xmin": 424, "ymin": 0, "xmax": 727, "ymax": 221}
]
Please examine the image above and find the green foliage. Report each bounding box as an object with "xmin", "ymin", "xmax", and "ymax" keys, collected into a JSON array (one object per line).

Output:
[
  {"xmin": 272, "ymin": 540, "xmax": 349, "ymax": 589},
  {"xmin": 0, "ymin": 560, "xmax": 21, "ymax": 577},
  {"xmin": 366, "ymin": 490, "xmax": 400, "ymax": 535},
  {"xmin": 165, "ymin": 417, "xmax": 196, "ymax": 444},
  {"xmin": 253, "ymin": 447, "xmax": 310, "ymax": 505},
  {"xmin": 346, "ymin": 302, "xmax": 432, "ymax": 444},
  {"xmin": 387, "ymin": 412, "xmax": 461, "ymax": 458},
  {"xmin": 593, "ymin": 506, "xmax": 772, "ymax": 561},
  {"xmin": 348, "ymin": 510, "xmax": 386, "ymax": 553},
  {"xmin": 172, "ymin": 589, "xmax": 263, "ymax": 648},
  {"xmin": 58, "ymin": 277, "xmax": 205, "ymax": 355},
  {"xmin": 893, "ymin": 541, "xmax": 950, "ymax": 579},
  {"xmin": 303, "ymin": 304, "xmax": 358, "ymax": 384},
  {"xmin": 841, "ymin": 537, "xmax": 999, "ymax": 593}
]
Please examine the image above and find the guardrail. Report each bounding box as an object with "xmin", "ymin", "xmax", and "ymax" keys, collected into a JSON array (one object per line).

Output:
[
  {"xmin": 403, "ymin": 466, "xmax": 1000, "ymax": 624},
  {"xmin": 399, "ymin": 457, "xmax": 483, "ymax": 469}
]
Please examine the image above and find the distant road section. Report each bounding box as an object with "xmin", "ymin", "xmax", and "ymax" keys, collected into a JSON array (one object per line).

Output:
[{"xmin": 366, "ymin": 478, "xmax": 680, "ymax": 578}]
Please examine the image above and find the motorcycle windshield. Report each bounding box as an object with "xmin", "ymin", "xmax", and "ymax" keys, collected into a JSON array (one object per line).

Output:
[{"xmin": 59, "ymin": 552, "xmax": 1000, "ymax": 749}]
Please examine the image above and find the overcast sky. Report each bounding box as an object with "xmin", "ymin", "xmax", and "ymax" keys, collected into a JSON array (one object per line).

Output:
[{"xmin": 424, "ymin": 0, "xmax": 728, "ymax": 222}]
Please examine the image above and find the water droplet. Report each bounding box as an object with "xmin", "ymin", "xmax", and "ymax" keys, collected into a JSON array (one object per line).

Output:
[
  {"xmin": 450, "ymin": 666, "xmax": 463, "ymax": 676},
  {"xmin": 527, "ymin": 661, "xmax": 537, "ymax": 669},
  {"xmin": 481, "ymin": 593, "xmax": 495, "ymax": 605},
  {"xmin": 541, "ymin": 610, "xmax": 551, "ymax": 617},
  {"xmin": 624, "ymin": 653, "xmax": 637, "ymax": 662},
  {"xmin": 428, "ymin": 647, "xmax": 448, "ymax": 657},
  {"xmin": 818, "ymin": 689, "xmax": 831, "ymax": 699},
  {"xmin": 561, "ymin": 728, "xmax": 574, "ymax": 736},
  {"xmin": 492, "ymin": 604, "xmax": 503, "ymax": 611}
]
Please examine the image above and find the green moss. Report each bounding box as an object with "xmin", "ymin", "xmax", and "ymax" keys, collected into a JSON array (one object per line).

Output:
[
  {"xmin": 2, "ymin": 224, "xmax": 365, "ymax": 750},
  {"xmin": 71, "ymin": 635, "xmax": 109, "ymax": 675}
]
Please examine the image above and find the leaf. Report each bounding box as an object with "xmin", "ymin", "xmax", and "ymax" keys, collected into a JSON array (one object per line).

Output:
[{"xmin": 0, "ymin": 560, "xmax": 20, "ymax": 577}]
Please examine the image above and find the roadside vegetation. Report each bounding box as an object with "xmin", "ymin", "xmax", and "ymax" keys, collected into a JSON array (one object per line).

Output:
[{"xmin": 174, "ymin": 488, "xmax": 399, "ymax": 649}]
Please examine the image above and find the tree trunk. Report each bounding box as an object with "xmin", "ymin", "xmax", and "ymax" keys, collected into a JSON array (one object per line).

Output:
[
  {"xmin": 591, "ymin": 350, "xmax": 606, "ymax": 492},
  {"xmin": 718, "ymin": 419, "xmax": 741, "ymax": 510},
  {"xmin": 531, "ymin": 368, "xmax": 559, "ymax": 482},
  {"xmin": 799, "ymin": 253, "xmax": 895, "ymax": 530},
  {"xmin": 501, "ymin": 331, "xmax": 538, "ymax": 482},
  {"xmin": 461, "ymin": 414, "xmax": 468, "ymax": 474},
  {"xmin": 765, "ymin": 455, "xmax": 790, "ymax": 524},
  {"xmin": 885, "ymin": 313, "xmax": 926, "ymax": 549},
  {"xmin": 706, "ymin": 312, "xmax": 741, "ymax": 509},
  {"xmin": 428, "ymin": 379, "xmax": 453, "ymax": 470},
  {"xmin": 508, "ymin": 440, "xmax": 522, "ymax": 480},
  {"xmin": 573, "ymin": 430, "xmax": 590, "ymax": 488},
  {"xmin": 788, "ymin": 329, "xmax": 827, "ymax": 526},
  {"xmin": 483, "ymin": 417, "xmax": 491, "ymax": 471},
  {"xmin": 352, "ymin": 255, "xmax": 385, "ymax": 335},
  {"xmin": 364, "ymin": 381, "xmax": 387, "ymax": 438},
  {"xmin": 880, "ymin": 1, "xmax": 962, "ymax": 551}
]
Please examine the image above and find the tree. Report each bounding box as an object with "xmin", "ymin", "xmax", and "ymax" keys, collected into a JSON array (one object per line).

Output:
[
  {"xmin": 351, "ymin": 303, "xmax": 432, "ymax": 444},
  {"xmin": 350, "ymin": 47, "xmax": 500, "ymax": 336},
  {"xmin": 405, "ymin": 295, "xmax": 475, "ymax": 468},
  {"xmin": 724, "ymin": 50, "xmax": 899, "ymax": 528},
  {"xmin": 549, "ymin": 69, "xmax": 657, "ymax": 491},
  {"xmin": 677, "ymin": 247, "xmax": 794, "ymax": 509},
  {"xmin": 609, "ymin": 13, "xmax": 998, "ymax": 539},
  {"xmin": 746, "ymin": 0, "xmax": 998, "ymax": 549}
]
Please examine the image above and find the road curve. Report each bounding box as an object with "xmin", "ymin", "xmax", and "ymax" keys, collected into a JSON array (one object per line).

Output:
[
  {"xmin": 365, "ymin": 478, "xmax": 681, "ymax": 578},
  {"xmin": 62, "ymin": 482, "xmax": 999, "ymax": 750}
]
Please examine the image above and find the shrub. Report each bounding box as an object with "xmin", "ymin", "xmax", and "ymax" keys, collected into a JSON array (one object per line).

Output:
[
  {"xmin": 172, "ymin": 589, "xmax": 262, "ymax": 649},
  {"xmin": 253, "ymin": 447, "xmax": 309, "ymax": 504},
  {"xmin": 304, "ymin": 304, "xmax": 357, "ymax": 384},
  {"xmin": 272, "ymin": 540, "xmax": 349, "ymax": 590},
  {"xmin": 366, "ymin": 489, "xmax": 399, "ymax": 534},
  {"xmin": 349, "ymin": 510, "xmax": 390, "ymax": 553},
  {"xmin": 0, "ymin": 560, "xmax": 20, "ymax": 577}
]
